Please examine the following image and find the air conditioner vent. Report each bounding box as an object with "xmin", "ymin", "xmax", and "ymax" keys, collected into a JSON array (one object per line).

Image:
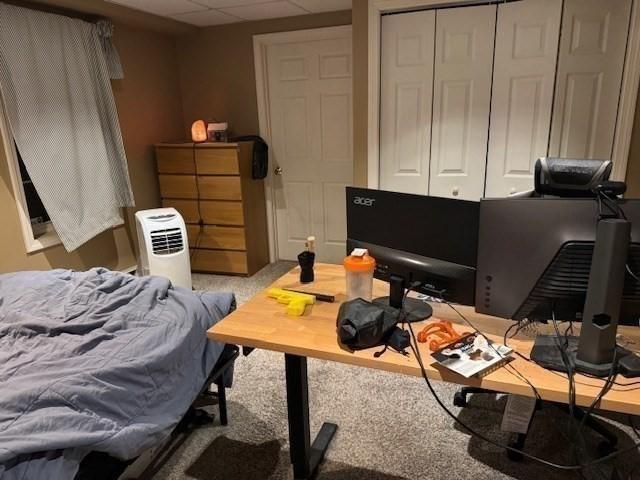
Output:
[{"xmin": 150, "ymin": 228, "xmax": 184, "ymax": 255}]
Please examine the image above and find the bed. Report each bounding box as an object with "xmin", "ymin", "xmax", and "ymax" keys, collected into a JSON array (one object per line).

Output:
[{"xmin": 0, "ymin": 268, "xmax": 235, "ymax": 480}]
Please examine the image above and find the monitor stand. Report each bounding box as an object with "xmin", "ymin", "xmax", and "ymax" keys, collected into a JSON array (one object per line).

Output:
[
  {"xmin": 372, "ymin": 274, "xmax": 433, "ymax": 323},
  {"xmin": 530, "ymin": 335, "xmax": 640, "ymax": 378},
  {"xmin": 531, "ymin": 218, "xmax": 640, "ymax": 378}
]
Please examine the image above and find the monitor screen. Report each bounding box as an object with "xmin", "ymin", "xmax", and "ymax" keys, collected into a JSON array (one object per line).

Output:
[
  {"xmin": 346, "ymin": 187, "xmax": 479, "ymax": 267},
  {"xmin": 476, "ymin": 197, "xmax": 640, "ymax": 324},
  {"xmin": 346, "ymin": 187, "xmax": 479, "ymax": 305}
]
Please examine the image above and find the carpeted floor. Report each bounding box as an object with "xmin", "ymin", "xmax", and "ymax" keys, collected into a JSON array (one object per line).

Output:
[{"xmin": 150, "ymin": 262, "xmax": 640, "ymax": 480}]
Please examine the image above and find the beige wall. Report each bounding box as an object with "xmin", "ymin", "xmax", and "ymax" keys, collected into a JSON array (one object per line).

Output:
[
  {"xmin": 626, "ymin": 91, "xmax": 640, "ymax": 197},
  {"xmin": 0, "ymin": 19, "xmax": 185, "ymax": 273},
  {"xmin": 176, "ymin": 10, "xmax": 352, "ymax": 139}
]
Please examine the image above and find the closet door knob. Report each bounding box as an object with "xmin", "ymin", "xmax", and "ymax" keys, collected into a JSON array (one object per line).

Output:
[
  {"xmin": 274, "ymin": 166, "xmax": 283, "ymax": 176},
  {"xmin": 452, "ymin": 187, "xmax": 459, "ymax": 197}
]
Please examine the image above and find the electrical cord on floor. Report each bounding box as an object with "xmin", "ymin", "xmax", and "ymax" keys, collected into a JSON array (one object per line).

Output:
[{"xmin": 401, "ymin": 282, "xmax": 640, "ymax": 472}]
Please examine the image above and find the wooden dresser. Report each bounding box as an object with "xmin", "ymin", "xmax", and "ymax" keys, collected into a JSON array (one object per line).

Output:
[{"xmin": 155, "ymin": 142, "xmax": 269, "ymax": 276}]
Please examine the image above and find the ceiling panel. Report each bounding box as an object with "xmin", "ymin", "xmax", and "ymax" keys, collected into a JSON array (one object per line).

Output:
[
  {"xmin": 219, "ymin": 1, "xmax": 308, "ymax": 21},
  {"xmin": 193, "ymin": 0, "xmax": 279, "ymax": 8},
  {"xmin": 108, "ymin": 0, "xmax": 207, "ymax": 16},
  {"xmin": 289, "ymin": 0, "xmax": 352, "ymax": 13},
  {"xmin": 108, "ymin": 0, "xmax": 352, "ymax": 27},
  {"xmin": 172, "ymin": 8, "xmax": 240, "ymax": 26}
]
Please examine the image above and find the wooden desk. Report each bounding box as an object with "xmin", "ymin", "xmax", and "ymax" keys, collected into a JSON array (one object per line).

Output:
[{"xmin": 208, "ymin": 263, "xmax": 640, "ymax": 478}]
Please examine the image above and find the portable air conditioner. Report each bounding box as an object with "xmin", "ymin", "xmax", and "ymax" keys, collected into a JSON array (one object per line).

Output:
[{"xmin": 135, "ymin": 208, "xmax": 192, "ymax": 290}]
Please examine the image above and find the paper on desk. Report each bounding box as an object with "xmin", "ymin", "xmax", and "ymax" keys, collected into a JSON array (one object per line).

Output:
[{"xmin": 501, "ymin": 395, "xmax": 537, "ymax": 434}]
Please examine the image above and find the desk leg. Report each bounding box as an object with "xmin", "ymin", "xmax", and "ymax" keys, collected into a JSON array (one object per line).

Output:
[{"xmin": 285, "ymin": 354, "xmax": 337, "ymax": 479}]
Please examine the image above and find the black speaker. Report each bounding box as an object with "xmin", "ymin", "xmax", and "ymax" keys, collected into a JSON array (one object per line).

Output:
[{"xmin": 534, "ymin": 157, "xmax": 612, "ymax": 197}]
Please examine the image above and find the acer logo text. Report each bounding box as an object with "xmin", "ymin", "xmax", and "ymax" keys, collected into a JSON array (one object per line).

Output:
[{"xmin": 353, "ymin": 197, "xmax": 376, "ymax": 206}]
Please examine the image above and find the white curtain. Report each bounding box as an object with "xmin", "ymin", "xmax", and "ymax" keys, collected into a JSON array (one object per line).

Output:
[{"xmin": 0, "ymin": 3, "xmax": 134, "ymax": 251}]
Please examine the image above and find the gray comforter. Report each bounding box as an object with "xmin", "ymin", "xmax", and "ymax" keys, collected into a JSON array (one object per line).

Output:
[{"xmin": 0, "ymin": 268, "xmax": 235, "ymax": 479}]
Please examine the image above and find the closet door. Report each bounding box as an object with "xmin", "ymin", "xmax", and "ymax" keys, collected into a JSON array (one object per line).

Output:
[
  {"xmin": 429, "ymin": 5, "xmax": 495, "ymax": 201},
  {"xmin": 485, "ymin": 0, "xmax": 562, "ymax": 197},
  {"xmin": 549, "ymin": 0, "xmax": 632, "ymax": 160},
  {"xmin": 379, "ymin": 11, "xmax": 435, "ymax": 194}
]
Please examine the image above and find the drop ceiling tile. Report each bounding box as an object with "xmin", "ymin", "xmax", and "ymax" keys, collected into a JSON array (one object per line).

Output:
[
  {"xmin": 193, "ymin": 0, "xmax": 279, "ymax": 7},
  {"xmin": 172, "ymin": 8, "xmax": 240, "ymax": 26},
  {"xmin": 107, "ymin": 0, "xmax": 208, "ymax": 16},
  {"xmin": 288, "ymin": 0, "xmax": 352, "ymax": 12},
  {"xmin": 219, "ymin": 1, "xmax": 308, "ymax": 21}
]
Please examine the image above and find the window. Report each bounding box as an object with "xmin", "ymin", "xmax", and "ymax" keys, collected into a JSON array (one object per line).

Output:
[
  {"xmin": 16, "ymin": 143, "xmax": 51, "ymax": 236},
  {"xmin": 0, "ymin": 93, "xmax": 60, "ymax": 252}
]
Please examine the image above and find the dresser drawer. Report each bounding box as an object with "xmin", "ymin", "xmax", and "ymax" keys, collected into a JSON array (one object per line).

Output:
[
  {"xmin": 196, "ymin": 148, "xmax": 239, "ymax": 175},
  {"xmin": 186, "ymin": 225, "xmax": 246, "ymax": 250},
  {"xmin": 198, "ymin": 176, "xmax": 242, "ymax": 201},
  {"xmin": 156, "ymin": 147, "xmax": 195, "ymax": 174},
  {"xmin": 162, "ymin": 199, "xmax": 199, "ymax": 223},
  {"xmin": 159, "ymin": 174, "xmax": 197, "ymax": 199},
  {"xmin": 162, "ymin": 199, "xmax": 244, "ymax": 226},
  {"xmin": 191, "ymin": 249, "xmax": 248, "ymax": 274},
  {"xmin": 200, "ymin": 201, "xmax": 244, "ymax": 225}
]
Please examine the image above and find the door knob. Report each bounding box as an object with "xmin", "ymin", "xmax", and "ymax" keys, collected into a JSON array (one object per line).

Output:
[
  {"xmin": 274, "ymin": 166, "xmax": 283, "ymax": 176},
  {"xmin": 452, "ymin": 186, "xmax": 459, "ymax": 197}
]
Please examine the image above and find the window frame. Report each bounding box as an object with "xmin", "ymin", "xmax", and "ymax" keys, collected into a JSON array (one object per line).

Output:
[{"xmin": 0, "ymin": 91, "xmax": 62, "ymax": 252}]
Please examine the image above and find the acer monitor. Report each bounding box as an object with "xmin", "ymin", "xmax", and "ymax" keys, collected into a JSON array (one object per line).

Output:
[{"xmin": 346, "ymin": 187, "xmax": 479, "ymax": 322}]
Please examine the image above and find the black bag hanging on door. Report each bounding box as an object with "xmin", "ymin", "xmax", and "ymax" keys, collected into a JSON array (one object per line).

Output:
[{"xmin": 231, "ymin": 135, "xmax": 268, "ymax": 179}]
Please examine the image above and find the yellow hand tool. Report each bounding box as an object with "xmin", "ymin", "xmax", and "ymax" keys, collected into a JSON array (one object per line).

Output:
[{"xmin": 267, "ymin": 288, "xmax": 315, "ymax": 316}]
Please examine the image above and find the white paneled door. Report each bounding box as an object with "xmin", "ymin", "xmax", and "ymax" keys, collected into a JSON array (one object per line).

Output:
[
  {"xmin": 484, "ymin": 0, "xmax": 562, "ymax": 197},
  {"xmin": 429, "ymin": 5, "xmax": 495, "ymax": 201},
  {"xmin": 379, "ymin": 10, "xmax": 435, "ymax": 195},
  {"xmin": 264, "ymin": 27, "xmax": 353, "ymax": 263},
  {"xmin": 549, "ymin": 0, "xmax": 632, "ymax": 160}
]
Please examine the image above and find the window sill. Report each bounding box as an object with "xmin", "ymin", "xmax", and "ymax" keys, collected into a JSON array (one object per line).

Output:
[
  {"xmin": 25, "ymin": 219, "xmax": 126, "ymax": 254},
  {"xmin": 26, "ymin": 229, "xmax": 62, "ymax": 253}
]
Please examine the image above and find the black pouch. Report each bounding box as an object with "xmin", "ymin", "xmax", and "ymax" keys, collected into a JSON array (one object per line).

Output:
[
  {"xmin": 231, "ymin": 135, "xmax": 268, "ymax": 179},
  {"xmin": 336, "ymin": 298, "xmax": 397, "ymax": 350}
]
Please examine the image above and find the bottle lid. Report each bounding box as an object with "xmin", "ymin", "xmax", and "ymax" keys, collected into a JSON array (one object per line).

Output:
[{"xmin": 344, "ymin": 249, "xmax": 376, "ymax": 272}]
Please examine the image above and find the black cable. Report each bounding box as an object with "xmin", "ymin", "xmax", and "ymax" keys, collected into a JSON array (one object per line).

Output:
[
  {"xmin": 440, "ymin": 299, "xmax": 542, "ymax": 400},
  {"xmin": 627, "ymin": 264, "xmax": 640, "ymax": 283},
  {"xmin": 575, "ymin": 350, "xmax": 618, "ymax": 444},
  {"xmin": 189, "ymin": 143, "xmax": 204, "ymax": 264},
  {"xmin": 513, "ymin": 350, "xmax": 640, "ymax": 390},
  {"xmin": 402, "ymin": 284, "xmax": 640, "ymax": 471},
  {"xmin": 550, "ymin": 313, "xmax": 581, "ymax": 463},
  {"xmin": 600, "ymin": 191, "xmax": 627, "ymax": 220},
  {"xmin": 502, "ymin": 321, "xmax": 519, "ymax": 347},
  {"xmin": 405, "ymin": 316, "xmax": 640, "ymax": 470},
  {"xmin": 490, "ymin": 319, "xmax": 640, "ymax": 394},
  {"xmin": 630, "ymin": 415, "xmax": 640, "ymax": 441}
]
